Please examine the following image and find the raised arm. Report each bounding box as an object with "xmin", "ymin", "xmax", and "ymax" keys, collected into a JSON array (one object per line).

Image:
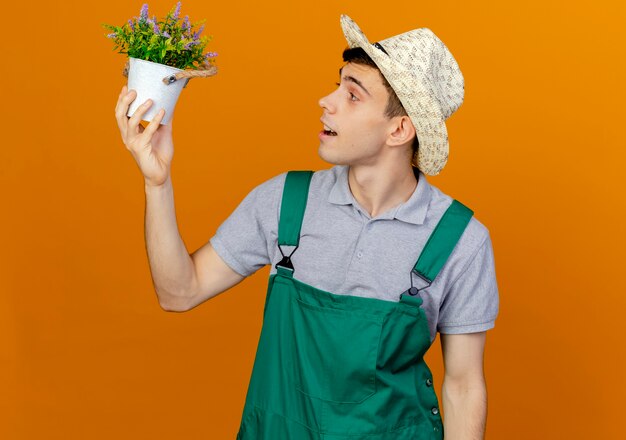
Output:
[
  {"xmin": 143, "ymin": 180, "xmax": 246, "ymax": 312},
  {"xmin": 115, "ymin": 85, "xmax": 245, "ymax": 312}
]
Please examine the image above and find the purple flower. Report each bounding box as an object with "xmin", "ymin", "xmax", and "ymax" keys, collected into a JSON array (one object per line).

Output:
[
  {"xmin": 127, "ymin": 19, "xmax": 135, "ymax": 31},
  {"xmin": 172, "ymin": 2, "xmax": 181, "ymax": 20},
  {"xmin": 162, "ymin": 31, "xmax": 171, "ymax": 38},
  {"xmin": 152, "ymin": 21, "xmax": 160, "ymax": 35},
  {"xmin": 192, "ymin": 24, "xmax": 205, "ymax": 40},
  {"xmin": 184, "ymin": 41, "xmax": 197, "ymax": 50},
  {"xmin": 140, "ymin": 4, "xmax": 148, "ymax": 21},
  {"xmin": 107, "ymin": 32, "xmax": 117, "ymax": 39},
  {"xmin": 182, "ymin": 15, "xmax": 190, "ymax": 32},
  {"xmin": 204, "ymin": 52, "xmax": 218, "ymax": 58}
]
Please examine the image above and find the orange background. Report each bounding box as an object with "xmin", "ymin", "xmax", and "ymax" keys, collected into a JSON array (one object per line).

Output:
[{"xmin": 2, "ymin": 0, "xmax": 625, "ymax": 438}]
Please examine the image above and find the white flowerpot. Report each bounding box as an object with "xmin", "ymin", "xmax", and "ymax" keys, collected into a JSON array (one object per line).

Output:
[{"xmin": 126, "ymin": 57, "xmax": 189, "ymax": 125}]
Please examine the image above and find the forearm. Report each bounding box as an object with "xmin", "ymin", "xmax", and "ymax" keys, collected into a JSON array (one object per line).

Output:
[
  {"xmin": 144, "ymin": 175, "xmax": 195, "ymax": 310},
  {"xmin": 441, "ymin": 378, "xmax": 487, "ymax": 440}
]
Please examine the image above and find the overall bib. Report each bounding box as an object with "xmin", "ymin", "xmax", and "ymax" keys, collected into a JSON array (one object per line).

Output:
[{"xmin": 236, "ymin": 170, "xmax": 473, "ymax": 439}]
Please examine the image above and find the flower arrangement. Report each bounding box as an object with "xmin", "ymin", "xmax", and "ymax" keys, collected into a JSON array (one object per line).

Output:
[{"xmin": 101, "ymin": 2, "xmax": 217, "ymax": 71}]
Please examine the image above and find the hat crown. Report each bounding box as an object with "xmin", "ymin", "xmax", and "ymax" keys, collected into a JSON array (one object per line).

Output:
[{"xmin": 377, "ymin": 29, "xmax": 464, "ymax": 119}]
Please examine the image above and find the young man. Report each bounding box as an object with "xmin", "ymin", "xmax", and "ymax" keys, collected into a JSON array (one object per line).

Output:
[{"xmin": 115, "ymin": 14, "xmax": 498, "ymax": 440}]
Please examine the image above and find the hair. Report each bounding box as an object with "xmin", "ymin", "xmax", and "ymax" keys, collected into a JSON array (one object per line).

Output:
[{"xmin": 341, "ymin": 46, "xmax": 419, "ymax": 166}]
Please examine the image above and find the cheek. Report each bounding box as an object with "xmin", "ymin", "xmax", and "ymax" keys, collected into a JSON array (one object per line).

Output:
[{"xmin": 358, "ymin": 119, "xmax": 387, "ymax": 142}]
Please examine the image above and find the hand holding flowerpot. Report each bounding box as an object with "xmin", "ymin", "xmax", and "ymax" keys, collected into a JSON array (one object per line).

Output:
[
  {"xmin": 125, "ymin": 57, "xmax": 187, "ymax": 126},
  {"xmin": 103, "ymin": 3, "xmax": 219, "ymax": 126},
  {"xmin": 115, "ymin": 85, "xmax": 174, "ymax": 187}
]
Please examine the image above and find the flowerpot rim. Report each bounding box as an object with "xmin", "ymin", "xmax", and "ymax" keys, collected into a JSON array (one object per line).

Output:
[{"xmin": 128, "ymin": 56, "xmax": 185, "ymax": 72}]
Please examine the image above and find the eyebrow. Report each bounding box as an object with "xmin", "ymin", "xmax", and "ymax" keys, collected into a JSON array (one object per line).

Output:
[{"xmin": 338, "ymin": 66, "xmax": 371, "ymax": 97}]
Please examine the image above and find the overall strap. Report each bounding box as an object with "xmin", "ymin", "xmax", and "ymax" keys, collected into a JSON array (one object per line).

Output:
[
  {"xmin": 275, "ymin": 170, "xmax": 314, "ymax": 275},
  {"xmin": 412, "ymin": 199, "xmax": 474, "ymax": 284}
]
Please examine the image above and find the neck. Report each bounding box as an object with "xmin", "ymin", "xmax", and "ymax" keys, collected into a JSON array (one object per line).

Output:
[{"xmin": 347, "ymin": 164, "xmax": 418, "ymax": 219}]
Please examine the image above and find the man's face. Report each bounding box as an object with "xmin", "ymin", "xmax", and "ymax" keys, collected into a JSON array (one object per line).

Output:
[{"xmin": 318, "ymin": 62, "xmax": 394, "ymax": 166}]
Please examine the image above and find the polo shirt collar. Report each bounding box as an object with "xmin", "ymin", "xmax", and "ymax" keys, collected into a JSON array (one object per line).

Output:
[{"xmin": 328, "ymin": 165, "xmax": 431, "ymax": 225}]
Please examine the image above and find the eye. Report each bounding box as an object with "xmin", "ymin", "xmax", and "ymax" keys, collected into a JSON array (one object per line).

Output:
[{"xmin": 334, "ymin": 82, "xmax": 358, "ymax": 102}]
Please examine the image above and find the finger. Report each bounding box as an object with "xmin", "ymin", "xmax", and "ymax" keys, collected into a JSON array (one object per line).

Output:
[
  {"xmin": 116, "ymin": 85, "xmax": 127, "ymax": 107},
  {"xmin": 142, "ymin": 108, "xmax": 166, "ymax": 138},
  {"xmin": 115, "ymin": 89, "xmax": 137, "ymax": 139},
  {"xmin": 127, "ymin": 98, "xmax": 153, "ymax": 135},
  {"xmin": 114, "ymin": 86, "xmax": 129, "ymax": 124},
  {"xmin": 115, "ymin": 87, "xmax": 134, "ymax": 117}
]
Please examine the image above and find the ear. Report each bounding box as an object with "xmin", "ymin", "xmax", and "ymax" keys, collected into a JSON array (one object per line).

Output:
[{"xmin": 387, "ymin": 115, "xmax": 416, "ymax": 147}]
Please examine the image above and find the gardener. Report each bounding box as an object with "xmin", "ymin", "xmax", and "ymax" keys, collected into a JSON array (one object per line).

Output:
[{"xmin": 114, "ymin": 14, "xmax": 499, "ymax": 440}]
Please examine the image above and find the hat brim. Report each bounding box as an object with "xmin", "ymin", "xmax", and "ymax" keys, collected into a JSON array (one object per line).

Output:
[{"xmin": 339, "ymin": 14, "xmax": 449, "ymax": 175}]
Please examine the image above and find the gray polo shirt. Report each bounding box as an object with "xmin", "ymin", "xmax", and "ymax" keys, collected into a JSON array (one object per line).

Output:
[{"xmin": 210, "ymin": 164, "xmax": 499, "ymax": 343}]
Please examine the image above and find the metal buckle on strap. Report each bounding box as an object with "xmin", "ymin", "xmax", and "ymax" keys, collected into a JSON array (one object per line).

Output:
[
  {"xmin": 399, "ymin": 269, "xmax": 433, "ymax": 299},
  {"xmin": 276, "ymin": 255, "xmax": 294, "ymax": 271},
  {"xmin": 275, "ymin": 244, "xmax": 299, "ymax": 273}
]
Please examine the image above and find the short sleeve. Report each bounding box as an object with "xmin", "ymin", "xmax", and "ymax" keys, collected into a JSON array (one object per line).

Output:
[
  {"xmin": 209, "ymin": 172, "xmax": 286, "ymax": 277},
  {"xmin": 437, "ymin": 233, "xmax": 500, "ymax": 334}
]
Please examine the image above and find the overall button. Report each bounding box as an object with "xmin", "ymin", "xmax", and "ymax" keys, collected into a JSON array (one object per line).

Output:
[
  {"xmin": 431, "ymin": 407, "xmax": 439, "ymax": 415},
  {"xmin": 357, "ymin": 251, "xmax": 363, "ymax": 258},
  {"xmin": 426, "ymin": 378, "xmax": 433, "ymax": 386}
]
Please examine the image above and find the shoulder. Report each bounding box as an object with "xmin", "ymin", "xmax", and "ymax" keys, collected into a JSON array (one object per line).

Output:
[
  {"xmin": 425, "ymin": 181, "xmax": 492, "ymax": 281},
  {"xmin": 258, "ymin": 165, "xmax": 343, "ymax": 212},
  {"xmin": 249, "ymin": 165, "xmax": 339, "ymax": 194},
  {"xmin": 429, "ymin": 180, "xmax": 489, "ymax": 243},
  {"xmin": 249, "ymin": 170, "xmax": 288, "ymax": 198}
]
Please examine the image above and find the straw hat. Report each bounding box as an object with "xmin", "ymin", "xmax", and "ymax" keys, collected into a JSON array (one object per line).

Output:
[{"xmin": 340, "ymin": 14, "xmax": 464, "ymax": 175}]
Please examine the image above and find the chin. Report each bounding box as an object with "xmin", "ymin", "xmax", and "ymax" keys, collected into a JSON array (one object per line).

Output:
[{"xmin": 318, "ymin": 145, "xmax": 346, "ymax": 166}]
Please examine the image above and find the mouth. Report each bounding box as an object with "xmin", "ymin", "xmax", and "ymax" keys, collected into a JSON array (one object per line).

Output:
[{"xmin": 320, "ymin": 121, "xmax": 338, "ymax": 137}]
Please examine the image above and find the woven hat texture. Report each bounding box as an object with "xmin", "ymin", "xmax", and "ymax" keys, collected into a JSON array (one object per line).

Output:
[{"xmin": 340, "ymin": 14, "xmax": 464, "ymax": 175}]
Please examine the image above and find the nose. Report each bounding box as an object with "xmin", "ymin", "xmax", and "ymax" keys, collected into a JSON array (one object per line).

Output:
[{"xmin": 318, "ymin": 90, "xmax": 336, "ymax": 113}]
